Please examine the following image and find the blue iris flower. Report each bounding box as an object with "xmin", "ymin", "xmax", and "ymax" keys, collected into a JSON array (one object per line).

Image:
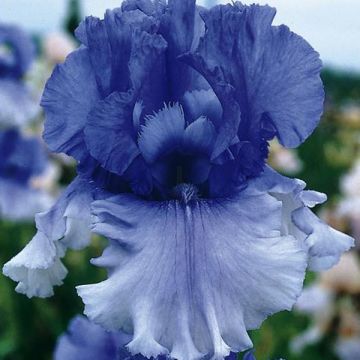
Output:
[
  {"xmin": 0, "ymin": 24, "xmax": 38, "ymax": 127},
  {"xmin": 55, "ymin": 316, "xmax": 238, "ymax": 360},
  {"xmin": 4, "ymin": 1, "xmax": 353, "ymax": 359},
  {"xmin": 0, "ymin": 128, "xmax": 52, "ymax": 220}
]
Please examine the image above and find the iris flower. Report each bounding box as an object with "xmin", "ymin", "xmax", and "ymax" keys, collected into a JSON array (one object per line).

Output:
[
  {"xmin": 0, "ymin": 128, "xmax": 53, "ymax": 220},
  {"xmin": 0, "ymin": 24, "xmax": 38, "ymax": 127},
  {"xmin": 3, "ymin": 1, "xmax": 353, "ymax": 359}
]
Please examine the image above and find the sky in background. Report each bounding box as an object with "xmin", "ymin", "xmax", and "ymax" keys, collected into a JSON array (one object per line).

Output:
[{"xmin": 0, "ymin": 0, "xmax": 359, "ymax": 72}]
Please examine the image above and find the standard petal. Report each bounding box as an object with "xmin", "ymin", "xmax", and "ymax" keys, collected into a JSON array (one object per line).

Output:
[
  {"xmin": 84, "ymin": 92, "xmax": 140, "ymax": 176},
  {"xmin": 161, "ymin": 0, "xmax": 199, "ymax": 100},
  {"xmin": 102, "ymin": 5, "xmax": 168, "ymax": 111},
  {"xmin": 82, "ymin": 16, "xmax": 112, "ymax": 97},
  {"xmin": 78, "ymin": 188, "xmax": 306, "ymax": 360},
  {"xmin": 42, "ymin": 47, "xmax": 101, "ymax": 160},
  {"xmin": 3, "ymin": 177, "xmax": 96, "ymax": 298},
  {"xmin": 182, "ymin": 3, "xmax": 324, "ymax": 151}
]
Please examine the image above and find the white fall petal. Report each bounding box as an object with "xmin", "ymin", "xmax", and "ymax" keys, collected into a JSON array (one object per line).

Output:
[{"xmin": 78, "ymin": 183, "xmax": 307, "ymax": 360}]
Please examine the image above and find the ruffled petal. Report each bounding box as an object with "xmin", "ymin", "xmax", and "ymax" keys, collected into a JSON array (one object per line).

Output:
[
  {"xmin": 82, "ymin": 16, "xmax": 113, "ymax": 97},
  {"xmin": 2, "ymin": 231, "xmax": 67, "ymax": 298},
  {"xmin": 78, "ymin": 187, "xmax": 307, "ymax": 360},
  {"xmin": 82, "ymin": 23, "xmax": 167, "ymax": 175},
  {"xmin": 161, "ymin": 0, "xmax": 199, "ymax": 100},
  {"xmin": 292, "ymin": 207, "xmax": 354, "ymax": 271},
  {"xmin": 256, "ymin": 167, "xmax": 354, "ymax": 271},
  {"xmin": 3, "ymin": 177, "xmax": 96, "ymax": 298},
  {"xmin": 182, "ymin": 3, "xmax": 324, "ymax": 151},
  {"xmin": 42, "ymin": 47, "xmax": 101, "ymax": 160},
  {"xmin": 102, "ymin": 5, "xmax": 168, "ymax": 111}
]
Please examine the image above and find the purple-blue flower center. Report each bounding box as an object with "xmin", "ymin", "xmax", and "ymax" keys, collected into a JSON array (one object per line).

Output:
[{"xmin": 41, "ymin": 1, "xmax": 324, "ymax": 203}]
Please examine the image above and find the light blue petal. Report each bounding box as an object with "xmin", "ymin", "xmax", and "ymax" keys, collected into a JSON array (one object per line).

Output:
[
  {"xmin": 255, "ymin": 166, "xmax": 354, "ymax": 271},
  {"xmin": 2, "ymin": 231, "xmax": 67, "ymax": 298},
  {"xmin": 292, "ymin": 207, "xmax": 354, "ymax": 271},
  {"xmin": 78, "ymin": 186, "xmax": 307, "ymax": 360},
  {"xmin": 3, "ymin": 177, "xmax": 97, "ymax": 298}
]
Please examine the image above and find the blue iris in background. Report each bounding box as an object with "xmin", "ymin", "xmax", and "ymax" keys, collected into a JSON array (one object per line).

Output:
[
  {"xmin": 3, "ymin": 1, "xmax": 354, "ymax": 359},
  {"xmin": 0, "ymin": 24, "xmax": 38, "ymax": 127},
  {"xmin": 0, "ymin": 128, "xmax": 53, "ymax": 220},
  {"xmin": 55, "ymin": 316, "xmax": 239, "ymax": 360}
]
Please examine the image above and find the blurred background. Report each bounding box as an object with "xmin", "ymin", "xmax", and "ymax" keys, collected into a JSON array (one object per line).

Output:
[{"xmin": 0, "ymin": 0, "xmax": 359, "ymax": 359}]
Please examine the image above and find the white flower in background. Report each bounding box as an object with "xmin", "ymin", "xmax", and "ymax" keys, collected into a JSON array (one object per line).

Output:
[
  {"xmin": 30, "ymin": 161, "xmax": 61, "ymax": 194},
  {"xmin": 334, "ymin": 304, "xmax": 360, "ymax": 360},
  {"xmin": 340, "ymin": 160, "xmax": 360, "ymax": 199},
  {"xmin": 292, "ymin": 252, "xmax": 360, "ymax": 359},
  {"xmin": 320, "ymin": 251, "xmax": 360, "ymax": 294},
  {"xmin": 338, "ymin": 160, "xmax": 360, "ymax": 247},
  {"xmin": 43, "ymin": 32, "xmax": 76, "ymax": 64},
  {"xmin": 269, "ymin": 140, "xmax": 303, "ymax": 175},
  {"xmin": 338, "ymin": 103, "xmax": 360, "ymax": 128}
]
